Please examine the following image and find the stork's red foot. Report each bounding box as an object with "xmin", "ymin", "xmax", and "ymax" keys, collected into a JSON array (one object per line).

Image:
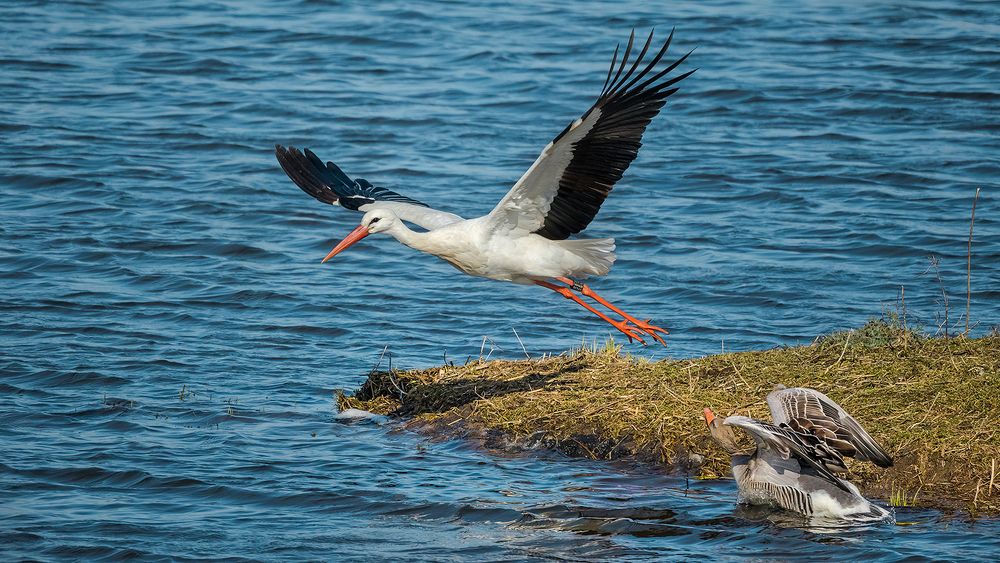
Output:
[
  {"xmin": 558, "ymin": 277, "xmax": 669, "ymax": 346},
  {"xmin": 630, "ymin": 319, "xmax": 669, "ymax": 346},
  {"xmin": 608, "ymin": 319, "xmax": 647, "ymax": 345},
  {"xmin": 536, "ymin": 278, "xmax": 668, "ymax": 347}
]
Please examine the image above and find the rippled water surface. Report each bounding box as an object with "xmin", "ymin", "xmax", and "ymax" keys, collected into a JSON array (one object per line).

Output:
[{"xmin": 3, "ymin": 0, "xmax": 1000, "ymax": 560}]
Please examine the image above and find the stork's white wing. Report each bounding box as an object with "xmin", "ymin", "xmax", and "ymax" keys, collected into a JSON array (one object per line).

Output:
[{"xmin": 487, "ymin": 29, "xmax": 694, "ymax": 240}]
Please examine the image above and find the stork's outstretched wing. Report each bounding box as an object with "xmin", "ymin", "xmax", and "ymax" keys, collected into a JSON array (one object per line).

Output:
[
  {"xmin": 276, "ymin": 145, "xmax": 427, "ymax": 210},
  {"xmin": 275, "ymin": 145, "xmax": 463, "ymax": 230},
  {"xmin": 767, "ymin": 386, "xmax": 894, "ymax": 468},
  {"xmin": 488, "ymin": 29, "xmax": 695, "ymax": 240}
]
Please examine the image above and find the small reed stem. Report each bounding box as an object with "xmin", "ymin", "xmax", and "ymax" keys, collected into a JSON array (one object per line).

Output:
[{"xmin": 965, "ymin": 187, "xmax": 981, "ymax": 336}]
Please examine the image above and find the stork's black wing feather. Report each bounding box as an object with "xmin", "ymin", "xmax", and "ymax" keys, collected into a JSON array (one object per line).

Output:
[
  {"xmin": 274, "ymin": 145, "xmax": 429, "ymax": 211},
  {"xmin": 533, "ymin": 29, "xmax": 695, "ymax": 240}
]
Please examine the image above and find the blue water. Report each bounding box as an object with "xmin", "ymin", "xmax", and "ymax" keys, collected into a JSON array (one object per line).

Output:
[{"xmin": 2, "ymin": 0, "xmax": 999, "ymax": 560}]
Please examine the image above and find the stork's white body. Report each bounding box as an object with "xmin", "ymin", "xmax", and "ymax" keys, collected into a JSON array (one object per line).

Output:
[{"xmin": 375, "ymin": 210, "xmax": 615, "ymax": 284}]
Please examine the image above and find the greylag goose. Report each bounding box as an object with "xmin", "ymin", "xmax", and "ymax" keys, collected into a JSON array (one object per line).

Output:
[{"xmin": 703, "ymin": 386, "xmax": 893, "ymax": 520}]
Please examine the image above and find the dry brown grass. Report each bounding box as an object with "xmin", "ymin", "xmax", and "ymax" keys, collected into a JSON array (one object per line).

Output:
[{"xmin": 340, "ymin": 320, "xmax": 1000, "ymax": 514}]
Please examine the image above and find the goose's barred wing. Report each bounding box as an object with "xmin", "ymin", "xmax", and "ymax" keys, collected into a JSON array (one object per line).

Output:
[
  {"xmin": 275, "ymin": 145, "xmax": 429, "ymax": 211},
  {"xmin": 742, "ymin": 454, "xmax": 819, "ymax": 515},
  {"xmin": 767, "ymin": 387, "xmax": 893, "ymax": 468},
  {"xmin": 488, "ymin": 29, "xmax": 695, "ymax": 240},
  {"xmin": 724, "ymin": 416, "xmax": 854, "ymax": 494}
]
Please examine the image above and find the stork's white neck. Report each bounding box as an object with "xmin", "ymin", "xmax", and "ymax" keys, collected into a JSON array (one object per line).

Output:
[{"xmin": 384, "ymin": 220, "xmax": 435, "ymax": 254}]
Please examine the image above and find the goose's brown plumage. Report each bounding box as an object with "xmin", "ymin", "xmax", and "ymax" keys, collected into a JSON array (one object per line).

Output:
[
  {"xmin": 705, "ymin": 386, "xmax": 893, "ymax": 520},
  {"xmin": 766, "ymin": 386, "xmax": 894, "ymax": 469}
]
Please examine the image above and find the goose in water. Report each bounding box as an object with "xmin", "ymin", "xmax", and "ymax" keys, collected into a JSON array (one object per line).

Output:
[{"xmin": 703, "ymin": 386, "xmax": 894, "ymax": 520}]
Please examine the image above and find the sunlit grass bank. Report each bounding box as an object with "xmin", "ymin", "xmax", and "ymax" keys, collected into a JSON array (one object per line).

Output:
[{"xmin": 340, "ymin": 320, "xmax": 1000, "ymax": 515}]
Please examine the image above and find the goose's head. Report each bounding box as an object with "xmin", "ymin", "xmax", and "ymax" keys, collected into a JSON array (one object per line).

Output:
[{"xmin": 703, "ymin": 408, "xmax": 743, "ymax": 455}]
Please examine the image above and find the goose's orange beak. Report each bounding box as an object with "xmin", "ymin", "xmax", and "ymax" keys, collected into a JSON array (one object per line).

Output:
[
  {"xmin": 322, "ymin": 225, "xmax": 370, "ymax": 263},
  {"xmin": 703, "ymin": 408, "xmax": 716, "ymax": 426}
]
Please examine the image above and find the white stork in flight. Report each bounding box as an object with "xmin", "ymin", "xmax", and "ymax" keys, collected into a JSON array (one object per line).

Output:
[{"xmin": 276, "ymin": 29, "xmax": 694, "ymax": 345}]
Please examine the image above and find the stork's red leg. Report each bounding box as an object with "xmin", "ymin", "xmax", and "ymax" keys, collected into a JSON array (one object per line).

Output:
[
  {"xmin": 534, "ymin": 280, "xmax": 647, "ymax": 345},
  {"xmin": 556, "ymin": 277, "xmax": 669, "ymax": 346}
]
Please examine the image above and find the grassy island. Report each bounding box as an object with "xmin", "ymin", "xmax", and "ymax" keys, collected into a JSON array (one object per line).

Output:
[{"xmin": 339, "ymin": 320, "xmax": 1000, "ymax": 515}]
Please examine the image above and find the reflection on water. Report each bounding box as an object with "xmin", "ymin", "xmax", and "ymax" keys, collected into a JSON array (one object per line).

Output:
[
  {"xmin": 733, "ymin": 503, "xmax": 894, "ymax": 533},
  {"xmin": 2, "ymin": 0, "xmax": 999, "ymax": 560}
]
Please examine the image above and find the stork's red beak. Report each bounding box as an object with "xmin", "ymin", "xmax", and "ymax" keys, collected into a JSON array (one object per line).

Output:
[
  {"xmin": 322, "ymin": 224, "xmax": 370, "ymax": 263},
  {"xmin": 703, "ymin": 408, "xmax": 716, "ymax": 426}
]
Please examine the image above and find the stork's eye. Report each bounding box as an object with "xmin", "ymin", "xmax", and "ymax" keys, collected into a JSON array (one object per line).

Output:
[{"xmin": 369, "ymin": 217, "xmax": 381, "ymax": 225}]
